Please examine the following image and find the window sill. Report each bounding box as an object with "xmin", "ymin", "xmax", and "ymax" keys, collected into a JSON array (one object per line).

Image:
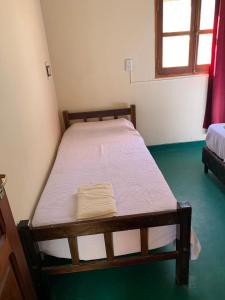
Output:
[
  {"xmin": 153, "ymin": 73, "xmax": 209, "ymax": 81},
  {"xmin": 129, "ymin": 72, "xmax": 209, "ymax": 84}
]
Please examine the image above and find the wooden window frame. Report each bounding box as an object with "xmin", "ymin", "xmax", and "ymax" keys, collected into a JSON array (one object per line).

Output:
[{"xmin": 155, "ymin": 0, "xmax": 219, "ymax": 78}]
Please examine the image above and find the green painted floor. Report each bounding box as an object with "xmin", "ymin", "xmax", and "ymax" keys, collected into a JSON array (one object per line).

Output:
[{"xmin": 48, "ymin": 142, "xmax": 225, "ymax": 300}]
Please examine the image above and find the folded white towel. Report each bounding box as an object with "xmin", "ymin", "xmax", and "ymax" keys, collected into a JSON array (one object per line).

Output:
[{"xmin": 76, "ymin": 183, "xmax": 117, "ymax": 221}]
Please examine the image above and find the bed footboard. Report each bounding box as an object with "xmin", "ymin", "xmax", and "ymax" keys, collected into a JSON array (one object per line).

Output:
[
  {"xmin": 18, "ymin": 202, "xmax": 191, "ymax": 290},
  {"xmin": 202, "ymin": 146, "xmax": 225, "ymax": 184}
]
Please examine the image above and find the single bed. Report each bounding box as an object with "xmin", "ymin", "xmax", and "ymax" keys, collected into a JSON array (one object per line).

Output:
[
  {"xmin": 202, "ymin": 123, "xmax": 225, "ymax": 184},
  {"xmin": 18, "ymin": 105, "xmax": 196, "ymax": 291}
]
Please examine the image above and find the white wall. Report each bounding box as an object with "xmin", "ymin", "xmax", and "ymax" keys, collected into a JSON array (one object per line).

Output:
[
  {"xmin": 0, "ymin": 0, "xmax": 61, "ymax": 222},
  {"xmin": 41, "ymin": 0, "xmax": 207, "ymax": 145}
]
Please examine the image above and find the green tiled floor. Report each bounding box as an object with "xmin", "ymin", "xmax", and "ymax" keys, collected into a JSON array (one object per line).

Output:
[{"xmin": 48, "ymin": 142, "xmax": 225, "ymax": 300}]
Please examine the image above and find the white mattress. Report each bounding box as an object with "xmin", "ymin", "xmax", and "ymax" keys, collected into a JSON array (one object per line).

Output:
[
  {"xmin": 206, "ymin": 123, "xmax": 225, "ymax": 161},
  {"xmin": 32, "ymin": 118, "xmax": 199, "ymax": 260}
]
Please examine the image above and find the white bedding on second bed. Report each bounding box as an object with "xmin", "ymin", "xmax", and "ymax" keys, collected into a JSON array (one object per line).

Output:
[
  {"xmin": 32, "ymin": 118, "xmax": 197, "ymax": 260},
  {"xmin": 206, "ymin": 123, "xmax": 225, "ymax": 161}
]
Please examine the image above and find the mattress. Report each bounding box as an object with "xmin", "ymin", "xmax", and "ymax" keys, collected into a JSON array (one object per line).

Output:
[
  {"xmin": 32, "ymin": 118, "xmax": 200, "ymax": 260},
  {"xmin": 206, "ymin": 123, "xmax": 225, "ymax": 161}
]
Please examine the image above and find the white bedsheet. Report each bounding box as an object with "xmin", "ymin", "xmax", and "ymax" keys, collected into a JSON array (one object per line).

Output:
[
  {"xmin": 206, "ymin": 123, "xmax": 225, "ymax": 161},
  {"xmin": 32, "ymin": 118, "xmax": 200, "ymax": 260}
]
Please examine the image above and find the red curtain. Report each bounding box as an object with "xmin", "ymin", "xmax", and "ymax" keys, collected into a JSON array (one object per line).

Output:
[{"xmin": 203, "ymin": 0, "xmax": 225, "ymax": 128}]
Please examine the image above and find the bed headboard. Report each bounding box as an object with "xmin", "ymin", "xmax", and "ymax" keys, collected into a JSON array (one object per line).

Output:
[{"xmin": 63, "ymin": 105, "xmax": 136, "ymax": 130}]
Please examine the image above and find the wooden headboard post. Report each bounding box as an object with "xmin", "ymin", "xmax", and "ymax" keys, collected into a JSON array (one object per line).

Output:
[
  {"xmin": 62, "ymin": 104, "xmax": 136, "ymax": 129},
  {"xmin": 63, "ymin": 111, "xmax": 70, "ymax": 130},
  {"xmin": 130, "ymin": 104, "xmax": 136, "ymax": 129}
]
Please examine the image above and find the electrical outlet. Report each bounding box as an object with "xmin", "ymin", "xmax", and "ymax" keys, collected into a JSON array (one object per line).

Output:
[{"xmin": 124, "ymin": 58, "xmax": 133, "ymax": 72}]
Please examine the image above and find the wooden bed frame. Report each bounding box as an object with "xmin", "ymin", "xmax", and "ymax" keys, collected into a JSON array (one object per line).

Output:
[
  {"xmin": 202, "ymin": 146, "xmax": 225, "ymax": 184},
  {"xmin": 63, "ymin": 105, "xmax": 136, "ymax": 129},
  {"xmin": 18, "ymin": 105, "xmax": 192, "ymax": 296}
]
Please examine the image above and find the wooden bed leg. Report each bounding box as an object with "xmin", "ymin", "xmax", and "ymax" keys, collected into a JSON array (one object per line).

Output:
[
  {"xmin": 18, "ymin": 220, "xmax": 46, "ymax": 299},
  {"xmin": 204, "ymin": 164, "xmax": 209, "ymax": 174},
  {"xmin": 176, "ymin": 202, "xmax": 192, "ymax": 285}
]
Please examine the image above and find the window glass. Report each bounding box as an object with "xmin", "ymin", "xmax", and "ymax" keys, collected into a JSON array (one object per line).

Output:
[
  {"xmin": 200, "ymin": 0, "xmax": 216, "ymax": 30},
  {"xmin": 197, "ymin": 34, "xmax": 213, "ymax": 65},
  {"xmin": 163, "ymin": 0, "xmax": 192, "ymax": 32},
  {"xmin": 163, "ymin": 35, "xmax": 190, "ymax": 67}
]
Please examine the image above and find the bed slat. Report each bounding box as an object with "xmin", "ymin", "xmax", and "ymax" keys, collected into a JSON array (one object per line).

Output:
[
  {"xmin": 140, "ymin": 228, "xmax": 148, "ymax": 255},
  {"xmin": 104, "ymin": 232, "xmax": 114, "ymax": 260},
  {"xmin": 68, "ymin": 237, "xmax": 80, "ymax": 265},
  {"xmin": 42, "ymin": 251, "xmax": 178, "ymax": 275}
]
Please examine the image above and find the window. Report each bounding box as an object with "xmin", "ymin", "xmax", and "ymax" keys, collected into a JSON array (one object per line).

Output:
[{"xmin": 155, "ymin": 0, "xmax": 219, "ymax": 77}]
